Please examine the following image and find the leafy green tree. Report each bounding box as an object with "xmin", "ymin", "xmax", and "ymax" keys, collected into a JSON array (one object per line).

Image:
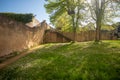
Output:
[
  {"xmin": 44, "ymin": 0, "xmax": 84, "ymax": 42},
  {"xmin": 54, "ymin": 13, "xmax": 73, "ymax": 32},
  {"xmin": 85, "ymin": 0, "xmax": 120, "ymax": 42},
  {"xmin": 112, "ymin": 22, "xmax": 120, "ymax": 29},
  {"xmin": 44, "ymin": 0, "xmax": 66, "ymax": 24}
]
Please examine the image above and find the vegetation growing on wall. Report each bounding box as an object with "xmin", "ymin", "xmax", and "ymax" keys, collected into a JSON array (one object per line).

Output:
[{"xmin": 0, "ymin": 13, "xmax": 34, "ymax": 23}]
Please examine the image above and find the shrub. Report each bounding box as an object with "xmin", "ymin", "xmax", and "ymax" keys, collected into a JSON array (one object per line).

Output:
[{"xmin": 0, "ymin": 13, "xmax": 34, "ymax": 23}]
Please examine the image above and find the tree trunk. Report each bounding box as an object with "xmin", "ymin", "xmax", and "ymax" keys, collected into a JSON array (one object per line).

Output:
[
  {"xmin": 95, "ymin": 21, "xmax": 101, "ymax": 42},
  {"xmin": 73, "ymin": 28, "xmax": 76, "ymax": 42},
  {"xmin": 72, "ymin": 15, "xmax": 76, "ymax": 42},
  {"xmin": 74, "ymin": 5, "xmax": 80, "ymax": 42}
]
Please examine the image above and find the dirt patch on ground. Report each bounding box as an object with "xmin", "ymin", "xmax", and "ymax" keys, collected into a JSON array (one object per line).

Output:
[{"xmin": 0, "ymin": 45, "xmax": 44, "ymax": 69}]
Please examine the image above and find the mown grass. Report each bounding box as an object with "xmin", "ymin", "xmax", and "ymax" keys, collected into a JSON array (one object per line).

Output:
[{"xmin": 0, "ymin": 40, "xmax": 120, "ymax": 80}]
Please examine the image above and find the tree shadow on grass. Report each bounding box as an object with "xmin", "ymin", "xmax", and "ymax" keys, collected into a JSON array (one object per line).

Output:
[{"xmin": 0, "ymin": 41, "xmax": 120, "ymax": 80}]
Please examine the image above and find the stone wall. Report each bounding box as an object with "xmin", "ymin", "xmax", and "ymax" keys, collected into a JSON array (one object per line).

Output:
[{"xmin": 0, "ymin": 16, "xmax": 47, "ymax": 57}]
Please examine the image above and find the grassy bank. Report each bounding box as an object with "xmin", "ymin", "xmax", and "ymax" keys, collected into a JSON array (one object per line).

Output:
[{"xmin": 0, "ymin": 40, "xmax": 120, "ymax": 80}]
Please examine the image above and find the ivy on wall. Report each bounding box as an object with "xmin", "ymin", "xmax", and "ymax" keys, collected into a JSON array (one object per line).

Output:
[{"xmin": 0, "ymin": 13, "xmax": 34, "ymax": 23}]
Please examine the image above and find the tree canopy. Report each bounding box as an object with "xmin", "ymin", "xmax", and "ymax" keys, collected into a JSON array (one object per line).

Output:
[{"xmin": 44, "ymin": 0, "xmax": 120, "ymax": 41}]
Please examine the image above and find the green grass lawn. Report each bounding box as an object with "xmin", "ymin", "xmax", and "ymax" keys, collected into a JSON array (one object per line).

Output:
[{"xmin": 0, "ymin": 40, "xmax": 120, "ymax": 80}]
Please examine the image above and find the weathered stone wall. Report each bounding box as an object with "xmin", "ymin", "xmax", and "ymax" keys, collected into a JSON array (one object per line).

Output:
[{"xmin": 0, "ymin": 16, "xmax": 47, "ymax": 57}]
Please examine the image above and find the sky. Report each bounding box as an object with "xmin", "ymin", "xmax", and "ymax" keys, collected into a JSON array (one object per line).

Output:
[
  {"xmin": 0, "ymin": 0, "xmax": 50, "ymax": 23},
  {"xmin": 0, "ymin": 0, "xmax": 119, "ymax": 25}
]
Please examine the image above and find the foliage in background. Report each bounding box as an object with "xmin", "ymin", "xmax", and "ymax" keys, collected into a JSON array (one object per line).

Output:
[
  {"xmin": 44, "ymin": 0, "xmax": 66, "ymax": 24},
  {"xmin": 45, "ymin": 0, "xmax": 120, "ymax": 42},
  {"xmin": 112, "ymin": 22, "xmax": 120, "ymax": 28},
  {"xmin": 85, "ymin": 0, "xmax": 120, "ymax": 41},
  {"xmin": 53, "ymin": 13, "xmax": 73, "ymax": 32},
  {"xmin": 0, "ymin": 13, "xmax": 34, "ymax": 23},
  {"xmin": 44, "ymin": 0, "xmax": 84, "ymax": 32},
  {"xmin": 45, "ymin": 0, "xmax": 86, "ymax": 42},
  {"xmin": 44, "ymin": 0, "xmax": 71, "ymax": 31}
]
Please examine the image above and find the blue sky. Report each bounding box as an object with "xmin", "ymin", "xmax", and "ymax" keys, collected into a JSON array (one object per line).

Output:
[
  {"xmin": 0, "ymin": 0, "xmax": 50, "ymax": 23},
  {"xmin": 0, "ymin": 0, "xmax": 119, "ymax": 25}
]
